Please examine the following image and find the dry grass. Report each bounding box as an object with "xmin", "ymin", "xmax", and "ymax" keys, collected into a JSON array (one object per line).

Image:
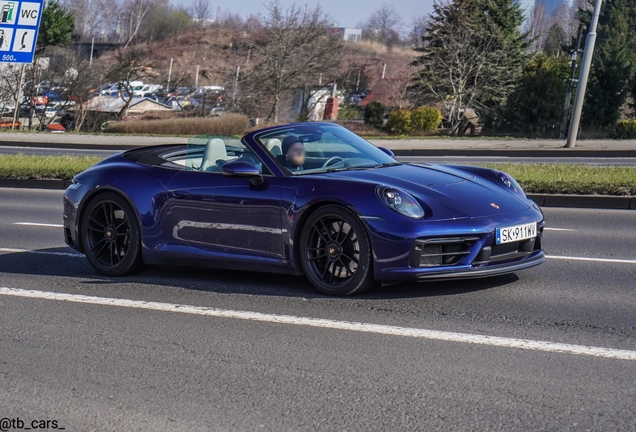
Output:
[
  {"xmin": 355, "ymin": 40, "xmax": 418, "ymax": 59},
  {"xmin": 338, "ymin": 121, "xmax": 388, "ymax": 136},
  {"xmin": 104, "ymin": 114, "xmax": 249, "ymax": 136}
]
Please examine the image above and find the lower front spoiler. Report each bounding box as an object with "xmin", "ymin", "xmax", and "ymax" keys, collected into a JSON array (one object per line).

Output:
[
  {"xmin": 417, "ymin": 252, "xmax": 545, "ymax": 281},
  {"xmin": 380, "ymin": 251, "xmax": 545, "ymax": 284}
]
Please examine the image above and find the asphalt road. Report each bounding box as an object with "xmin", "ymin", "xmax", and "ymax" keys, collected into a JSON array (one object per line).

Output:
[
  {"xmin": 2, "ymin": 144, "xmax": 636, "ymax": 166},
  {"xmin": 1, "ymin": 188, "xmax": 636, "ymax": 431}
]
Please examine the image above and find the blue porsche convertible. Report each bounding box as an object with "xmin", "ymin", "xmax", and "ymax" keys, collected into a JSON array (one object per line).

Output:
[{"xmin": 63, "ymin": 122, "xmax": 545, "ymax": 295}]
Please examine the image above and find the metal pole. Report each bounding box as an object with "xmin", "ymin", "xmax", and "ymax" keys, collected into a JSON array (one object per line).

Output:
[
  {"xmin": 565, "ymin": 0, "xmax": 603, "ymax": 148},
  {"xmin": 167, "ymin": 57, "xmax": 173, "ymax": 94},
  {"xmin": 12, "ymin": 64, "xmax": 25, "ymax": 130},
  {"xmin": 89, "ymin": 36, "xmax": 95, "ymax": 68},
  {"xmin": 559, "ymin": 23, "xmax": 584, "ymax": 140},
  {"xmin": 195, "ymin": 64, "xmax": 200, "ymax": 88},
  {"xmin": 233, "ymin": 65, "xmax": 240, "ymax": 108}
]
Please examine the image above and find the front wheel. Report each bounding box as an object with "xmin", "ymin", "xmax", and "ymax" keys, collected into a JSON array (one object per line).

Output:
[
  {"xmin": 300, "ymin": 205, "xmax": 375, "ymax": 296},
  {"xmin": 80, "ymin": 192, "xmax": 144, "ymax": 277}
]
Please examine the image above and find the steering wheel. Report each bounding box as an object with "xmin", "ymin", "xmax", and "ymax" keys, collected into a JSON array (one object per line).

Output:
[{"xmin": 323, "ymin": 156, "xmax": 344, "ymax": 168}]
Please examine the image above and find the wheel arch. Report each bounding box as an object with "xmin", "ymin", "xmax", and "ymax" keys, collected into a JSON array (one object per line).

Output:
[
  {"xmin": 291, "ymin": 200, "xmax": 373, "ymax": 273},
  {"xmin": 76, "ymin": 186, "xmax": 143, "ymax": 254}
]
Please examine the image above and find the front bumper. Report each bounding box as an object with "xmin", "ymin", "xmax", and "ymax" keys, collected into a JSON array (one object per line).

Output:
[{"xmin": 365, "ymin": 207, "xmax": 546, "ymax": 282}]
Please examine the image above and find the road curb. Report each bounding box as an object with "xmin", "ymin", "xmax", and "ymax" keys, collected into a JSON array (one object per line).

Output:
[
  {"xmin": 391, "ymin": 149, "xmax": 636, "ymax": 158},
  {"xmin": 526, "ymin": 194, "xmax": 635, "ymax": 210},
  {"xmin": 1, "ymin": 141, "xmax": 636, "ymax": 157},
  {"xmin": 0, "ymin": 180, "xmax": 633, "ymax": 209},
  {"xmin": 0, "ymin": 141, "xmax": 152, "ymax": 151},
  {"xmin": 0, "ymin": 178, "xmax": 71, "ymax": 189}
]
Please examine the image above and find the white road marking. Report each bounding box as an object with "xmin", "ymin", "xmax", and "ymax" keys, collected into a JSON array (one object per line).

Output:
[
  {"xmin": 547, "ymin": 255, "xmax": 636, "ymax": 264},
  {"xmin": 1, "ymin": 246, "xmax": 636, "ymax": 265},
  {"xmin": 0, "ymin": 287, "xmax": 635, "ymax": 362},
  {"xmin": 0, "ymin": 247, "xmax": 83, "ymax": 258},
  {"xmin": 14, "ymin": 222, "xmax": 64, "ymax": 228},
  {"xmin": 544, "ymin": 228, "xmax": 576, "ymax": 232}
]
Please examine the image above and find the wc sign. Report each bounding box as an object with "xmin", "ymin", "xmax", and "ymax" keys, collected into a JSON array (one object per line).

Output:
[{"xmin": 0, "ymin": 0, "xmax": 43, "ymax": 63}]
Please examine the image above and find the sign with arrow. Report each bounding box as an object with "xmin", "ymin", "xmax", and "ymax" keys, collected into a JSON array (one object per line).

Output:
[{"xmin": 0, "ymin": 0, "xmax": 43, "ymax": 64}]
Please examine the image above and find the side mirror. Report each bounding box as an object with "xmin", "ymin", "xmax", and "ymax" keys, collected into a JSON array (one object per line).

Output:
[
  {"xmin": 221, "ymin": 160, "xmax": 264, "ymax": 186},
  {"xmin": 378, "ymin": 147, "xmax": 395, "ymax": 157}
]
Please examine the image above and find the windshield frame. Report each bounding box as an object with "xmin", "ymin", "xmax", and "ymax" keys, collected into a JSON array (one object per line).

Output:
[{"xmin": 251, "ymin": 123, "xmax": 398, "ymax": 176}]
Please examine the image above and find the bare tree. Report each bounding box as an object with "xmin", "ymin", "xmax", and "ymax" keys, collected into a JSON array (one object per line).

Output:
[
  {"xmin": 105, "ymin": 48, "xmax": 154, "ymax": 118},
  {"xmin": 63, "ymin": 0, "xmax": 107, "ymax": 41},
  {"xmin": 121, "ymin": 0, "xmax": 152, "ymax": 48},
  {"xmin": 191, "ymin": 0, "xmax": 211, "ymax": 26},
  {"xmin": 0, "ymin": 65, "xmax": 24, "ymax": 121},
  {"xmin": 246, "ymin": 1, "xmax": 343, "ymax": 122},
  {"xmin": 526, "ymin": 1, "xmax": 548, "ymax": 52},
  {"xmin": 361, "ymin": 3, "xmax": 403, "ymax": 47}
]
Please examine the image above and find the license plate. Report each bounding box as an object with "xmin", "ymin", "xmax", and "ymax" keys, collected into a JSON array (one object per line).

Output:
[{"xmin": 496, "ymin": 222, "xmax": 537, "ymax": 245}]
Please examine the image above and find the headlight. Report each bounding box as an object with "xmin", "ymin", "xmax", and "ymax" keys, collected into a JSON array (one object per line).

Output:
[
  {"xmin": 376, "ymin": 187, "xmax": 425, "ymax": 219},
  {"xmin": 494, "ymin": 171, "xmax": 524, "ymax": 196},
  {"xmin": 66, "ymin": 179, "xmax": 82, "ymax": 190}
]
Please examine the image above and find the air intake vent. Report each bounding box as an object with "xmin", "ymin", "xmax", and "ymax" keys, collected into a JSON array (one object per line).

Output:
[{"xmin": 410, "ymin": 237, "xmax": 479, "ymax": 268}]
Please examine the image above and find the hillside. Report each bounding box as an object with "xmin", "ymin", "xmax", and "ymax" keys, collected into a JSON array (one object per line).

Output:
[{"xmin": 95, "ymin": 26, "xmax": 418, "ymax": 92}]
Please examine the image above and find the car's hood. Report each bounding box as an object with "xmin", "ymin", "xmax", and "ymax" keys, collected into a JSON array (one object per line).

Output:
[{"xmin": 326, "ymin": 163, "xmax": 530, "ymax": 218}]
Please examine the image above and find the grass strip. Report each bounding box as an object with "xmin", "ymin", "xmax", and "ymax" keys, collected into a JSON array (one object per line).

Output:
[
  {"xmin": 0, "ymin": 154, "xmax": 103, "ymax": 180},
  {"xmin": 482, "ymin": 163, "xmax": 636, "ymax": 196},
  {"xmin": 0, "ymin": 155, "xmax": 634, "ymax": 196}
]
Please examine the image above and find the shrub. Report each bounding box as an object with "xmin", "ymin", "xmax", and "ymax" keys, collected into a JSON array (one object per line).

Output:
[
  {"xmin": 104, "ymin": 114, "xmax": 249, "ymax": 136},
  {"xmin": 363, "ymin": 101, "xmax": 386, "ymax": 129},
  {"xmin": 499, "ymin": 54, "xmax": 570, "ymax": 137},
  {"xmin": 337, "ymin": 106, "xmax": 360, "ymax": 120},
  {"xmin": 614, "ymin": 119, "xmax": 636, "ymax": 139},
  {"xmin": 411, "ymin": 106, "xmax": 442, "ymax": 132},
  {"xmin": 385, "ymin": 109, "xmax": 412, "ymax": 135}
]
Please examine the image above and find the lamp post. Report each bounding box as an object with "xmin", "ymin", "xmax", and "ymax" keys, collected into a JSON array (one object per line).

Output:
[
  {"xmin": 565, "ymin": 0, "xmax": 603, "ymax": 148},
  {"xmin": 167, "ymin": 58, "xmax": 173, "ymax": 94}
]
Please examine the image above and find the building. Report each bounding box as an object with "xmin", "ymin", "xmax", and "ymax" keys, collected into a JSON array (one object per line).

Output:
[
  {"xmin": 327, "ymin": 28, "xmax": 362, "ymax": 43},
  {"xmin": 84, "ymin": 96, "xmax": 172, "ymax": 117},
  {"xmin": 516, "ymin": 0, "xmax": 573, "ymax": 24}
]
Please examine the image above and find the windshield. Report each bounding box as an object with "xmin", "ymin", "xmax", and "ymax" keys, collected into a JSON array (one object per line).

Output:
[{"xmin": 256, "ymin": 123, "xmax": 398, "ymax": 175}]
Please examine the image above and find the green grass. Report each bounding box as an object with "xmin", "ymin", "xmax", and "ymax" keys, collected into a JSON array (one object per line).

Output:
[
  {"xmin": 0, "ymin": 155, "xmax": 635, "ymax": 196},
  {"xmin": 0, "ymin": 154, "xmax": 103, "ymax": 180},
  {"xmin": 482, "ymin": 164, "xmax": 636, "ymax": 196}
]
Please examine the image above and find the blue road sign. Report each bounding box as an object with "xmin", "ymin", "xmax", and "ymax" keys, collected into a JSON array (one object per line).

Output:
[{"xmin": 0, "ymin": 0, "xmax": 43, "ymax": 64}]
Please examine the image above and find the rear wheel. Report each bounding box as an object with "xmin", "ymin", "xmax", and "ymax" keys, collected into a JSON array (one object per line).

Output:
[
  {"xmin": 80, "ymin": 192, "xmax": 144, "ymax": 277},
  {"xmin": 300, "ymin": 205, "xmax": 375, "ymax": 296}
]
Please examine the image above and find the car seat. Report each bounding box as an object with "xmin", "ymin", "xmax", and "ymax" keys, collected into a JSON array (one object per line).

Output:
[
  {"xmin": 200, "ymin": 138, "xmax": 227, "ymax": 171},
  {"xmin": 265, "ymin": 138, "xmax": 282, "ymax": 156}
]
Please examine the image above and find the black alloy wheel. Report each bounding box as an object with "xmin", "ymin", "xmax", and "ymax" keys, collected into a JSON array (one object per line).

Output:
[
  {"xmin": 81, "ymin": 192, "xmax": 143, "ymax": 277},
  {"xmin": 300, "ymin": 205, "xmax": 374, "ymax": 296}
]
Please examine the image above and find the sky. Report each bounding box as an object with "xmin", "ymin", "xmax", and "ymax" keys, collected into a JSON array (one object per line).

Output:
[{"xmin": 183, "ymin": 0, "xmax": 437, "ymax": 30}]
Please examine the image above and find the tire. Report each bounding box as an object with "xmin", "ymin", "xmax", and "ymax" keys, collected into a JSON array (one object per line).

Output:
[
  {"xmin": 300, "ymin": 205, "xmax": 375, "ymax": 296},
  {"xmin": 80, "ymin": 192, "xmax": 144, "ymax": 277}
]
